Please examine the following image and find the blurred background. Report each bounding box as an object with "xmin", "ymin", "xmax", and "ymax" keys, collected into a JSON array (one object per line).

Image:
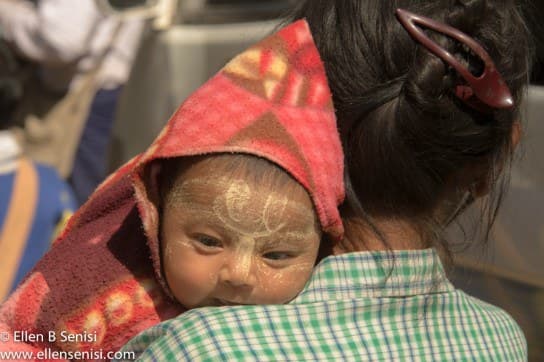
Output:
[
  {"xmin": 1, "ymin": 0, "xmax": 543, "ymax": 360},
  {"xmin": 107, "ymin": 0, "xmax": 295, "ymax": 166}
]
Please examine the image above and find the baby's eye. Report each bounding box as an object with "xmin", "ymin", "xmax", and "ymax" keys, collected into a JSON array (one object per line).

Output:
[
  {"xmin": 195, "ymin": 234, "xmax": 222, "ymax": 248},
  {"xmin": 262, "ymin": 251, "xmax": 292, "ymax": 260}
]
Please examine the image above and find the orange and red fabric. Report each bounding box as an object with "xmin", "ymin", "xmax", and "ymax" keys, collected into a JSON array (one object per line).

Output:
[{"xmin": 0, "ymin": 20, "xmax": 344, "ymax": 358}]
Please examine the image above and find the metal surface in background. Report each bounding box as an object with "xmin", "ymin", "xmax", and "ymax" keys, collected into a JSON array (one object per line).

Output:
[
  {"xmin": 107, "ymin": 1, "xmax": 295, "ymax": 168},
  {"xmin": 108, "ymin": 19, "xmax": 278, "ymax": 168}
]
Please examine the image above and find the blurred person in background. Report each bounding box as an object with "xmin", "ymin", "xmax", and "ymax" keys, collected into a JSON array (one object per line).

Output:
[
  {"xmin": 0, "ymin": 37, "xmax": 76, "ymax": 302},
  {"xmin": 0, "ymin": 0, "xmax": 144, "ymax": 205}
]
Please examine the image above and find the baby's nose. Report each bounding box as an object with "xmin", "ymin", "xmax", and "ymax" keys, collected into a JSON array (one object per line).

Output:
[{"xmin": 219, "ymin": 253, "xmax": 256, "ymax": 288}]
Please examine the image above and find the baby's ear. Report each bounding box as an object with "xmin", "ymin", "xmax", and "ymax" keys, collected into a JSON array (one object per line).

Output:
[{"xmin": 146, "ymin": 161, "xmax": 163, "ymax": 210}]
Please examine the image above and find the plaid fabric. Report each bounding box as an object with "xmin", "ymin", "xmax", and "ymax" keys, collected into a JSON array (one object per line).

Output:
[{"xmin": 119, "ymin": 249, "xmax": 527, "ymax": 361}]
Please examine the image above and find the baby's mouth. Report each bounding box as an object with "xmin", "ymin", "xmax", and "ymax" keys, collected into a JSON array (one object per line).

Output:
[{"xmin": 214, "ymin": 298, "xmax": 252, "ymax": 306}]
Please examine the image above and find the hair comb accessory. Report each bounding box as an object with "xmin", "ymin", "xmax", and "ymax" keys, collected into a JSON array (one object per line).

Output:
[{"xmin": 395, "ymin": 8, "xmax": 514, "ymax": 112}]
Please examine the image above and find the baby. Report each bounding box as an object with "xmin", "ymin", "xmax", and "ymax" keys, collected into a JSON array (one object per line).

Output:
[
  {"xmin": 0, "ymin": 19, "xmax": 343, "ymax": 360},
  {"xmin": 160, "ymin": 154, "xmax": 323, "ymax": 309}
]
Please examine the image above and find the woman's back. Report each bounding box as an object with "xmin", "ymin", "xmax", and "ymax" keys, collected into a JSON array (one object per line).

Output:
[{"xmin": 286, "ymin": 0, "xmax": 531, "ymax": 359}]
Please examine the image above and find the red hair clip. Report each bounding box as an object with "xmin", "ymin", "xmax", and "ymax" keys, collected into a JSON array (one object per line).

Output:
[{"xmin": 395, "ymin": 8, "xmax": 514, "ymax": 112}]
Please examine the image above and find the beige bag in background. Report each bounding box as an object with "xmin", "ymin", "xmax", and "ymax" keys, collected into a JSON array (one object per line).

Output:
[
  {"xmin": 12, "ymin": 23, "xmax": 122, "ymax": 179},
  {"xmin": 13, "ymin": 68, "xmax": 98, "ymax": 178}
]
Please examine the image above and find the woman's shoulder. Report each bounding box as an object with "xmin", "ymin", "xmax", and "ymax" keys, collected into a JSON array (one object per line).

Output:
[{"xmin": 453, "ymin": 289, "xmax": 527, "ymax": 358}]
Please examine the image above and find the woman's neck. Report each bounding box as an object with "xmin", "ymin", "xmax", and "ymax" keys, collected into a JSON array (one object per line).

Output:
[{"xmin": 333, "ymin": 217, "xmax": 428, "ymax": 254}]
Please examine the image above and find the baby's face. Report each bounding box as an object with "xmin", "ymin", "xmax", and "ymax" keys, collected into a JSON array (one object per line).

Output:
[{"xmin": 161, "ymin": 170, "xmax": 321, "ymax": 308}]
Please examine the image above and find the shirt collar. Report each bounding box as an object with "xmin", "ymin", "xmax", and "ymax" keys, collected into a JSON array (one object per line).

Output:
[{"xmin": 295, "ymin": 248, "xmax": 454, "ymax": 302}]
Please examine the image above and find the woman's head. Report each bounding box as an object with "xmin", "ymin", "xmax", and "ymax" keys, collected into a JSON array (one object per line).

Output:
[
  {"xmin": 159, "ymin": 154, "xmax": 322, "ymax": 308},
  {"xmin": 288, "ymin": 0, "xmax": 531, "ymax": 250}
]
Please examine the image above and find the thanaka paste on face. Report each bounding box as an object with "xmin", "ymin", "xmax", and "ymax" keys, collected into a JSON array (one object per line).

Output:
[
  {"xmin": 162, "ymin": 174, "xmax": 321, "ymax": 306},
  {"xmin": 226, "ymin": 235, "xmax": 255, "ymax": 283},
  {"xmin": 165, "ymin": 176, "xmax": 319, "ymax": 242},
  {"xmin": 216, "ymin": 179, "xmax": 288, "ymax": 237}
]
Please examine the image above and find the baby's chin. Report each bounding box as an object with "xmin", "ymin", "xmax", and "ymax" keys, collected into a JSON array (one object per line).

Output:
[
  {"xmin": 209, "ymin": 296, "xmax": 297, "ymax": 307},
  {"xmin": 183, "ymin": 293, "xmax": 299, "ymax": 308},
  {"xmin": 212, "ymin": 298, "xmax": 255, "ymax": 307}
]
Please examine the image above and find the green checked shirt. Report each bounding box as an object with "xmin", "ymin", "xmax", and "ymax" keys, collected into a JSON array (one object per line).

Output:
[{"xmin": 119, "ymin": 249, "xmax": 527, "ymax": 361}]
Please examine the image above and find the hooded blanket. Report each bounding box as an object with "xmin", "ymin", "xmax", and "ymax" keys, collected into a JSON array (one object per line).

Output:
[{"xmin": 0, "ymin": 20, "xmax": 344, "ymax": 359}]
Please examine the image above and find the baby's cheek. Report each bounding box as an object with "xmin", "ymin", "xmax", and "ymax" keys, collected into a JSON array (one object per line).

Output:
[
  {"xmin": 256, "ymin": 262, "xmax": 314, "ymax": 304},
  {"xmin": 164, "ymin": 253, "xmax": 216, "ymax": 308}
]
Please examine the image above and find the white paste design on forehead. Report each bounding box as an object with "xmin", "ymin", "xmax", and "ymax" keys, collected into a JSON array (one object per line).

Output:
[
  {"xmin": 167, "ymin": 176, "xmax": 320, "ymax": 247},
  {"xmin": 213, "ymin": 179, "xmax": 289, "ymax": 238}
]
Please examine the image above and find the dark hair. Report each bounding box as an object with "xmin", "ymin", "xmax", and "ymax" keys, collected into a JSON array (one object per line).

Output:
[
  {"xmin": 0, "ymin": 40, "xmax": 23, "ymax": 129},
  {"xmin": 286, "ymin": 0, "xmax": 531, "ymax": 252}
]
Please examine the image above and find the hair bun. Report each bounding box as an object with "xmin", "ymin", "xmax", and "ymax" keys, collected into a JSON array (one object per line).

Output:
[{"xmin": 448, "ymin": 0, "xmax": 488, "ymax": 31}]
